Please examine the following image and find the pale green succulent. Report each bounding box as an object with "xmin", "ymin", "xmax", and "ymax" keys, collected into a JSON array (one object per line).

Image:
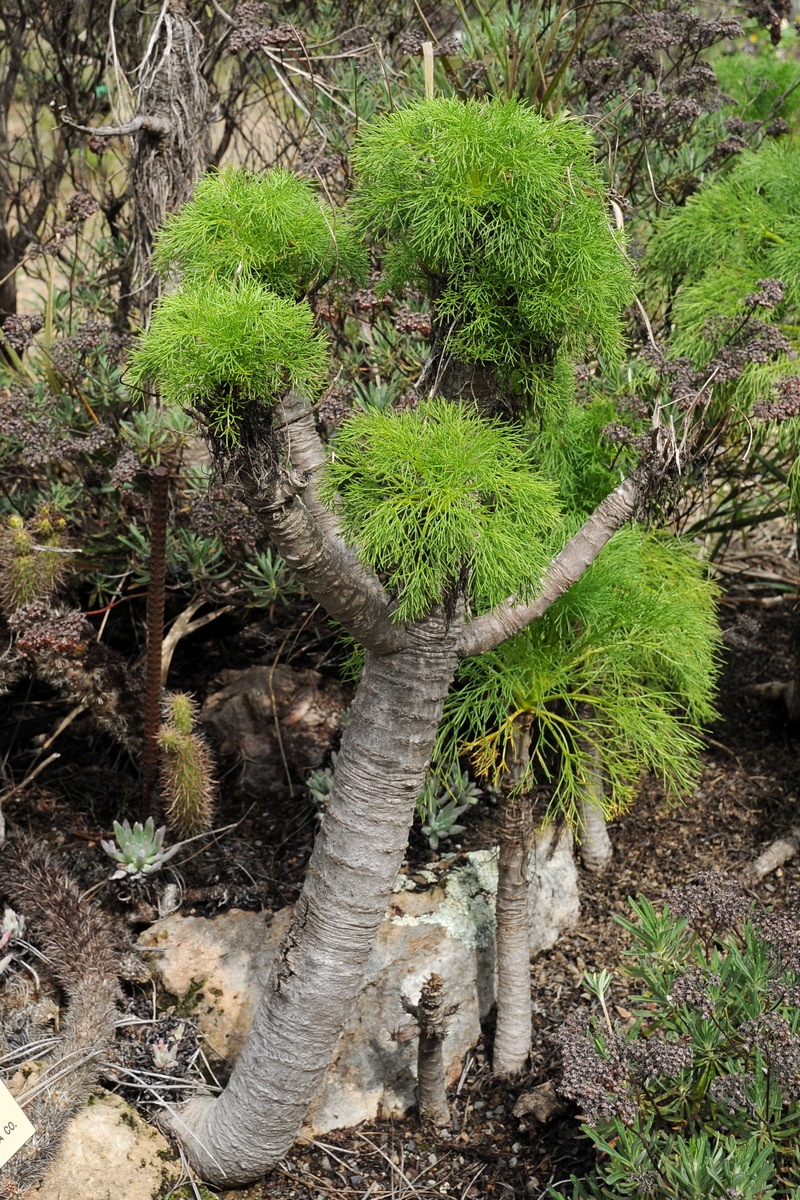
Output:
[
  {"xmin": 418, "ymin": 765, "xmax": 483, "ymax": 852},
  {"xmin": 101, "ymin": 817, "xmax": 180, "ymax": 879},
  {"xmin": 307, "ymin": 752, "xmax": 337, "ymax": 809}
]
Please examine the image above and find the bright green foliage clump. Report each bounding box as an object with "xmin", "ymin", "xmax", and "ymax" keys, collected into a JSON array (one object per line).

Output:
[
  {"xmin": 350, "ymin": 97, "xmax": 632, "ymax": 409},
  {"xmin": 439, "ymin": 529, "xmax": 720, "ymax": 827},
  {"xmin": 644, "ymin": 139, "xmax": 800, "ymax": 363},
  {"xmin": 555, "ymin": 885, "xmax": 800, "ymax": 1198},
  {"xmin": 159, "ymin": 692, "xmax": 216, "ymax": 837},
  {"xmin": 127, "ymin": 277, "xmax": 328, "ymax": 443},
  {"xmin": 715, "ymin": 45, "xmax": 800, "ymax": 127},
  {"xmin": 153, "ymin": 166, "xmax": 366, "ymax": 296},
  {"xmin": 533, "ymin": 396, "xmax": 644, "ymax": 518},
  {"xmin": 319, "ymin": 398, "xmax": 561, "ymax": 622}
]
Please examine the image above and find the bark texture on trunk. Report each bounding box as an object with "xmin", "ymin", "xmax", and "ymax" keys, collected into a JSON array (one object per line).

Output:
[
  {"xmin": 492, "ymin": 796, "xmax": 533, "ymax": 1078},
  {"xmin": 576, "ymin": 723, "xmax": 612, "ymax": 874},
  {"xmin": 162, "ymin": 611, "xmax": 461, "ymax": 1184},
  {"xmin": 233, "ymin": 407, "xmax": 406, "ymax": 654},
  {"xmin": 413, "ymin": 974, "xmax": 451, "ymax": 1127},
  {"xmin": 129, "ymin": 0, "xmax": 210, "ymax": 322}
]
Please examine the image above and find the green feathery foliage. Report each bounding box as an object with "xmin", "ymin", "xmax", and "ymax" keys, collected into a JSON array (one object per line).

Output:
[
  {"xmin": 152, "ymin": 166, "xmax": 366, "ymax": 296},
  {"xmin": 127, "ymin": 277, "xmax": 329, "ymax": 444},
  {"xmin": 644, "ymin": 138, "xmax": 800, "ymax": 512},
  {"xmin": 533, "ymin": 396, "xmax": 643, "ymax": 519},
  {"xmin": 319, "ymin": 397, "xmax": 561, "ymax": 623},
  {"xmin": 644, "ymin": 140, "xmax": 800, "ymax": 363},
  {"xmin": 349, "ymin": 97, "xmax": 632, "ymax": 411},
  {"xmin": 438, "ymin": 529, "xmax": 721, "ymax": 827}
]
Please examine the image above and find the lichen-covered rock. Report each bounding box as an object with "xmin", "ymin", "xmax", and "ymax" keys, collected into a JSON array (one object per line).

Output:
[{"xmin": 138, "ymin": 829, "xmax": 579, "ymax": 1134}]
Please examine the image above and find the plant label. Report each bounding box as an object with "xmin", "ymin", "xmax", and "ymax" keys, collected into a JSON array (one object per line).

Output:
[{"xmin": 0, "ymin": 1081, "xmax": 34, "ymax": 1168}]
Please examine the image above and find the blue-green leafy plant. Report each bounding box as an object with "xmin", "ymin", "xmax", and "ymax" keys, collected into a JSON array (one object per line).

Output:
[
  {"xmin": 307, "ymin": 752, "xmax": 337, "ymax": 810},
  {"xmin": 319, "ymin": 397, "xmax": 561, "ymax": 622},
  {"xmin": 349, "ymin": 97, "xmax": 632, "ymax": 409},
  {"xmin": 417, "ymin": 764, "xmax": 483, "ymax": 851},
  {"xmin": 100, "ymin": 817, "xmax": 180, "ymax": 879},
  {"xmin": 552, "ymin": 878, "xmax": 800, "ymax": 1199}
]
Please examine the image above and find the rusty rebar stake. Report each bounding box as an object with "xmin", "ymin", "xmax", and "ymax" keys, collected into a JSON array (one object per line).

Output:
[{"xmin": 141, "ymin": 465, "xmax": 170, "ymax": 818}]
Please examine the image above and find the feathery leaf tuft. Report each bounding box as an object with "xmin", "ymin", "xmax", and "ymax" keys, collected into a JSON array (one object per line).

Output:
[
  {"xmin": 319, "ymin": 398, "xmax": 561, "ymax": 622},
  {"xmin": 153, "ymin": 166, "xmax": 366, "ymax": 296},
  {"xmin": 127, "ymin": 277, "xmax": 328, "ymax": 444},
  {"xmin": 349, "ymin": 97, "xmax": 632, "ymax": 411}
]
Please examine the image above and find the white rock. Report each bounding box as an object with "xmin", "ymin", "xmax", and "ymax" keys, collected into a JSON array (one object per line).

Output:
[{"xmin": 138, "ymin": 829, "xmax": 579, "ymax": 1134}]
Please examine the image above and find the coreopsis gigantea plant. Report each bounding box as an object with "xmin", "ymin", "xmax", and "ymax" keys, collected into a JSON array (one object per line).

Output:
[{"xmin": 125, "ymin": 96, "xmax": 699, "ymax": 1186}]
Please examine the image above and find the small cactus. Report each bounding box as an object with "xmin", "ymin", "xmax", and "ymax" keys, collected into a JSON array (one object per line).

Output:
[
  {"xmin": 100, "ymin": 817, "xmax": 180, "ymax": 879},
  {"xmin": 0, "ymin": 506, "xmax": 71, "ymax": 614},
  {"xmin": 158, "ymin": 692, "xmax": 216, "ymax": 836}
]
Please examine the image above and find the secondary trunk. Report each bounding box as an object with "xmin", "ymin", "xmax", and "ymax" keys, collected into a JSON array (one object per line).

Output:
[
  {"xmin": 576, "ymin": 723, "xmax": 612, "ymax": 874},
  {"xmin": 492, "ymin": 794, "xmax": 534, "ymax": 1077},
  {"xmin": 162, "ymin": 609, "xmax": 461, "ymax": 1185},
  {"xmin": 414, "ymin": 974, "xmax": 451, "ymax": 1127}
]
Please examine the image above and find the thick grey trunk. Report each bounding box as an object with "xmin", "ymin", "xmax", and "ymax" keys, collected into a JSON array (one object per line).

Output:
[
  {"xmin": 162, "ymin": 611, "xmax": 461, "ymax": 1184},
  {"xmin": 492, "ymin": 796, "xmax": 533, "ymax": 1077},
  {"xmin": 576, "ymin": 726, "xmax": 612, "ymax": 874},
  {"xmin": 233, "ymin": 405, "xmax": 406, "ymax": 654}
]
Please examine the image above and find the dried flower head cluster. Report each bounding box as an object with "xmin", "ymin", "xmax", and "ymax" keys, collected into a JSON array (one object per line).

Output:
[
  {"xmin": 8, "ymin": 602, "xmax": 90, "ymax": 658},
  {"xmin": 229, "ymin": 6, "xmax": 305, "ymax": 54},
  {"xmin": 644, "ymin": 293, "xmax": 793, "ymax": 416},
  {"xmin": 1, "ymin": 314, "xmax": 44, "ymax": 355},
  {"xmin": 30, "ymin": 190, "xmax": 99, "ymax": 257},
  {"xmin": 753, "ymin": 375, "xmax": 800, "ymax": 423}
]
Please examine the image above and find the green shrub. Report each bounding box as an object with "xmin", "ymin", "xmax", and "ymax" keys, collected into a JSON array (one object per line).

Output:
[
  {"xmin": 438, "ymin": 528, "xmax": 720, "ymax": 826},
  {"xmin": 127, "ymin": 277, "xmax": 329, "ymax": 443},
  {"xmin": 153, "ymin": 166, "xmax": 366, "ymax": 295},
  {"xmin": 715, "ymin": 43, "xmax": 800, "ymax": 127},
  {"xmin": 552, "ymin": 878, "xmax": 800, "ymax": 1199},
  {"xmin": 349, "ymin": 97, "xmax": 632, "ymax": 411}
]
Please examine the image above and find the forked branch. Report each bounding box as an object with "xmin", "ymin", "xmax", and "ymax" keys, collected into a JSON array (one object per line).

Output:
[{"xmin": 458, "ymin": 458, "xmax": 666, "ymax": 658}]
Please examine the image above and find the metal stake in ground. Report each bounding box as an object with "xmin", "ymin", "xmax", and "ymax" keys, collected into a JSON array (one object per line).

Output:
[{"xmin": 141, "ymin": 465, "xmax": 170, "ymax": 818}]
